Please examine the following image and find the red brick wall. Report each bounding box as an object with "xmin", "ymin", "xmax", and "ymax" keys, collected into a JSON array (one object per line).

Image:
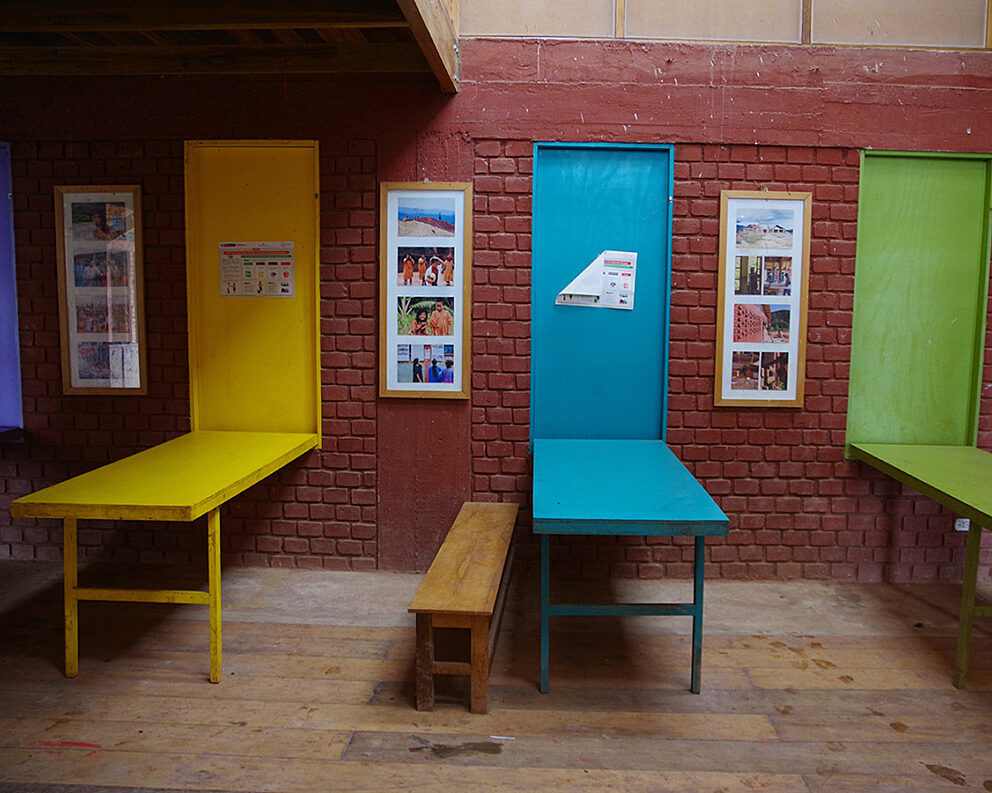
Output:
[
  {"xmin": 668, "ymin": 143, "xmax": 865, "ymax": 582},
  {"xmin": 3, "ymin": 140, "xmax": 191, "ymax": 564},
  {"xmin": 2, "ymin": 139, "xmax": 382, "ymax": 571},
  {"xmin": 469, "ymin": 139, "xmax": 533, "ymax": 505},
  {"xmin": 467, "ymin": 138, "xmax": 992, "ymax": 583},
  {"xmin": 3, "ymin": 134, "xmax": 991, "ymax": 582},
  {"xmin": 2, "ymin": 39, "xmax": 991, "ymax": 581}
]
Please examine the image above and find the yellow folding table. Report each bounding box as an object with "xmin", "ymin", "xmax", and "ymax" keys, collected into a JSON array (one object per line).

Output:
[
  {"xmin": 11, "ymin": 140, "xmax": 322, "ymax": 681},
  {"xmin": 10, "ymin": 430, "xmax": 318, "ymax": 682}
]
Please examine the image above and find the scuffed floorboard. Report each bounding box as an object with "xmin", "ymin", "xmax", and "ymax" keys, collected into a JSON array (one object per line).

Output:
[{"xmin": 2, "ymin": 562, "xmax": 992, "ymax": 793}]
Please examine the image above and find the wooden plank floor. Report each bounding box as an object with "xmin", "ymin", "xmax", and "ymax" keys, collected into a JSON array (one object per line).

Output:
[{"xmin": 3, "ymin": 562, "xmax": 992, "ymax": 792}]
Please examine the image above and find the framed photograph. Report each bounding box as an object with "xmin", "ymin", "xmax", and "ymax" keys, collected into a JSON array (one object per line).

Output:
[
  {"xmin": 379, "ymin": 182, "xmax": 472, "ymax": 398},
  {"xmin": 714, "ymin": 190, "xmax": 811, "ymax": 407},
  {"xmin": 55, "ymin": 185, "xmax": 146, "ymax": 394}
]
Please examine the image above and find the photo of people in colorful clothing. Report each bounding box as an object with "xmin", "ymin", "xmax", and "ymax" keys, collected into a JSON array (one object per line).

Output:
[
  {"xmin": 395, "ymin": 343, "xmax": 455, "ymax": 385},
  {"xmin": 76, "ymin": 342, "xmax": 111, "ymax": 380},
  {"xmin": 396, "ymin": 296, "xmax": 454, "ymax": 336},
  {"xmin": 73, "ymin": 251, "xmax": 130, "ymax": 287},
  {"xmin": 69, "ymin": 200, "xmax": 130, "ymax": 242},
  {"xmin": 396, "ymin": 246, "xmax": 455, "ymax": 287},
  {"xmin": 75, "ymin": 294, "xmax": 132, "ymax": 335}
]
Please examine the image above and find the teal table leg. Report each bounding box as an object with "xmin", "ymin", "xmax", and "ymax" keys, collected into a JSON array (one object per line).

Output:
[
  {"xmin": 540, "ymin": 533, "xmax": 550, "ymax": 693},
  {"xmin": 691, "ymin": 536, "xmax": 704, "ymax": 694}
]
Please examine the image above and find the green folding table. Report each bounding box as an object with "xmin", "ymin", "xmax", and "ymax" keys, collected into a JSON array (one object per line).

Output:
[
  {"xmin": 849, "ymin": 443, "xmax": 992, "ymax": 687},
  {"xmin": 846, "ymin": 151, "xmax": 992, "ymax": 687}
]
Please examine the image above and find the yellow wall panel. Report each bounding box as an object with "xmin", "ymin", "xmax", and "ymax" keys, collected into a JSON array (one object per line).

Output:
[
  {"xmin": 184, "ymin": 141, "xmax": 320, "ymax": 435},
  {"xmin": 461, "ymin": 0, "xmax": 615, "ymax": 38},
  {"xmin": 812, "ymin": 0, "xmax": 987, "ymax": 47},
  {"xmin": 627, "ymin": 0, "xmax": 802, "ymax": 43}
]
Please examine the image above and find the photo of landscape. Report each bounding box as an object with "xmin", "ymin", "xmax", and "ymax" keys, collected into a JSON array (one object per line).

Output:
[
  {"xmin": 735, "ymin": 207, "xmax": 794, "ymax": 250},
  {"xmin": 397, "ymin": 196, "xmax": 456, "ymax": 237}
]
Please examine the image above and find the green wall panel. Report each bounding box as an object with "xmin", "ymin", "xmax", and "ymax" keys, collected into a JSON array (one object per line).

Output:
[{"xmin": 847, "ymin": 152, "xmax": 992, "ymax": 448}]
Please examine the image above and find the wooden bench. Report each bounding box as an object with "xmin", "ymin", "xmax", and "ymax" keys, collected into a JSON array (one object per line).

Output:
[
  {"xmin": 849, "ymin": 443, "xmax": 992, "ymax": 687},
  {"xmin": 408, "ymin": 501, "xmax": 519, "ymax": 714}
]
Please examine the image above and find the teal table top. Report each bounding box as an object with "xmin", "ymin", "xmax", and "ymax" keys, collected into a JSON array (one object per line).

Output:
[{"xmin": 532, "ymin": 439, "xmax": 729, "ymax": 536}]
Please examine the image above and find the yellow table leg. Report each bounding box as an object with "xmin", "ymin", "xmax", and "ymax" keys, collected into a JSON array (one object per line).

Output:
[
  {"xmin": 63, "ymin": 517, "xmax": 78, "ymax": 678},
  {"xmin": 207, "ymin": 507, "xmax": 222, "ymax": 683}
]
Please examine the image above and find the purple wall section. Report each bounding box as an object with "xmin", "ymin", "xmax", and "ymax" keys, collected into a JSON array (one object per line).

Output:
[{"xmin": 0, "ymin": 141, "xmax": 23, "ymax": 432}]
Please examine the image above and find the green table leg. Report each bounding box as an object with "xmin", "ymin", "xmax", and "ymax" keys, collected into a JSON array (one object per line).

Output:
[{"xmin": 954, "ymin": 520, "xmax": 983, "ymax": 688}]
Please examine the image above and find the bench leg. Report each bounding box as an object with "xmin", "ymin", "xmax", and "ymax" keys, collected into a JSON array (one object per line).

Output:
[
  {"xmin": 207, "ymin": 507, "xmax": 222, "ymax": 684},
  {"xmin": 470, "ymin": 615, "xmax": 490, "ymax": 714},
  {"xmin": 415, "ymin": 613, "xmax": 435, "ymax": 711},
  {"xmin": 63, "ymin": 518, "xmax": 79, "ymax": 679},
  {"xmin": 954, "ymin": 520, "xmax": 983, "ymax": 689}
]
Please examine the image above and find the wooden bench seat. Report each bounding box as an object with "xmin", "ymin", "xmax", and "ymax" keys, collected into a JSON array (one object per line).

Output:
[
  {"xmin": 408, "ymin": 501, "xmax": 519, "ymax": 714},
  {"xmin": 849, "ymin": 442, "xmax": 992, "ymax": 687}
]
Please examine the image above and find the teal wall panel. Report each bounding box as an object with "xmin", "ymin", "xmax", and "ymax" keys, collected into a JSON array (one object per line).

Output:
[{"xmin": 531, "ymin": 143, "xmax": 673, "ymax": 441}]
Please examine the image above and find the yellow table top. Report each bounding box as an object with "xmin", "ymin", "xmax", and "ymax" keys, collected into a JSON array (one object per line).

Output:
[{"xmin": 9, "ymin": 430, "xmax": 319, "ymax": 522}]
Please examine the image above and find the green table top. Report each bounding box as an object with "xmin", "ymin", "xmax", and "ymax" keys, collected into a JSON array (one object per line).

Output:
[{"xmin": 849, "ymin": 443, "xmax": 992, "ymax": 527}]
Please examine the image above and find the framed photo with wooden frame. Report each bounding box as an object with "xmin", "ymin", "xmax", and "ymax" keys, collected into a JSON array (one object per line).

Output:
[
  {"xmin": 54, "ymin": 185, "xmax": 146, "ymax": 394},
  {"xmin": 378, "ymin": 182, "xmax": 472, "ymax": 399},
  {"xmin": 714, "ymin": 190, "xmax": 811, "ymax": 408}
]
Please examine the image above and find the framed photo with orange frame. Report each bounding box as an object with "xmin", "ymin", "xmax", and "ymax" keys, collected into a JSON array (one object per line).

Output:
[
  {"xmin": 378, "ymin": 182, "xmax": 472, "ymax": 399},
  {"xmin": 54, "ymin": 184, "xmax": 147, "ymax": 395},
  {"xmin": 714, "ymin": 190, "xmax": 811, "ymax": 408}
]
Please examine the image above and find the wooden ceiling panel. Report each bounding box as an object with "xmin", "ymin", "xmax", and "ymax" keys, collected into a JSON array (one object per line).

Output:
[
  {"xmin": 0, "ymin": 1, "xmax": 408, "ymax": 32},
  {"xmin": 0, "ymin": 0, "xmax": 459, "ymax": 91}
]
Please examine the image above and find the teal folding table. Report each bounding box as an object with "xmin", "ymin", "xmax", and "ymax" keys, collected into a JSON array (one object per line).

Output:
[{"xmin": 532, "ymin": 439, "xmax": 729, "ymax": 693}]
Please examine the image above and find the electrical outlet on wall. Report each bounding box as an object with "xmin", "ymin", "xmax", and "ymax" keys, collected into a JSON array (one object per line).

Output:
[{"xmin": 955, "ymin": 518, "xmax": 971, "ymax": 532}]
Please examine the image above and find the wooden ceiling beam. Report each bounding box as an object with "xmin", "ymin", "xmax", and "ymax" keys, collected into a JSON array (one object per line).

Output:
[
  {"xmin": 0, "ymin": 1, "xmax": 406, "ymax": 32},
  {"xmin": 0, "ymin": 42, "xmax": 431, "ymax": 75},
  {"xmin": 395, "ymin": 0, "xmax": 458, "ymax": 92},
  {"xmin": 272, "ymin": 29, "xmax": 306, "ymax": 46}
]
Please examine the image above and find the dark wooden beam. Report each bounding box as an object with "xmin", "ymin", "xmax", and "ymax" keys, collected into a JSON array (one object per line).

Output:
[
  {"xmin": 0, "ymin": 1, "xmax": 406, "ymax": 32},
  {"xmin": 0, "ymin": 42, "xmax": 431, "ymax": 75},
  {"xmin": 396, "ymin": 0, "xmax": 458, "ymax": 93}
]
